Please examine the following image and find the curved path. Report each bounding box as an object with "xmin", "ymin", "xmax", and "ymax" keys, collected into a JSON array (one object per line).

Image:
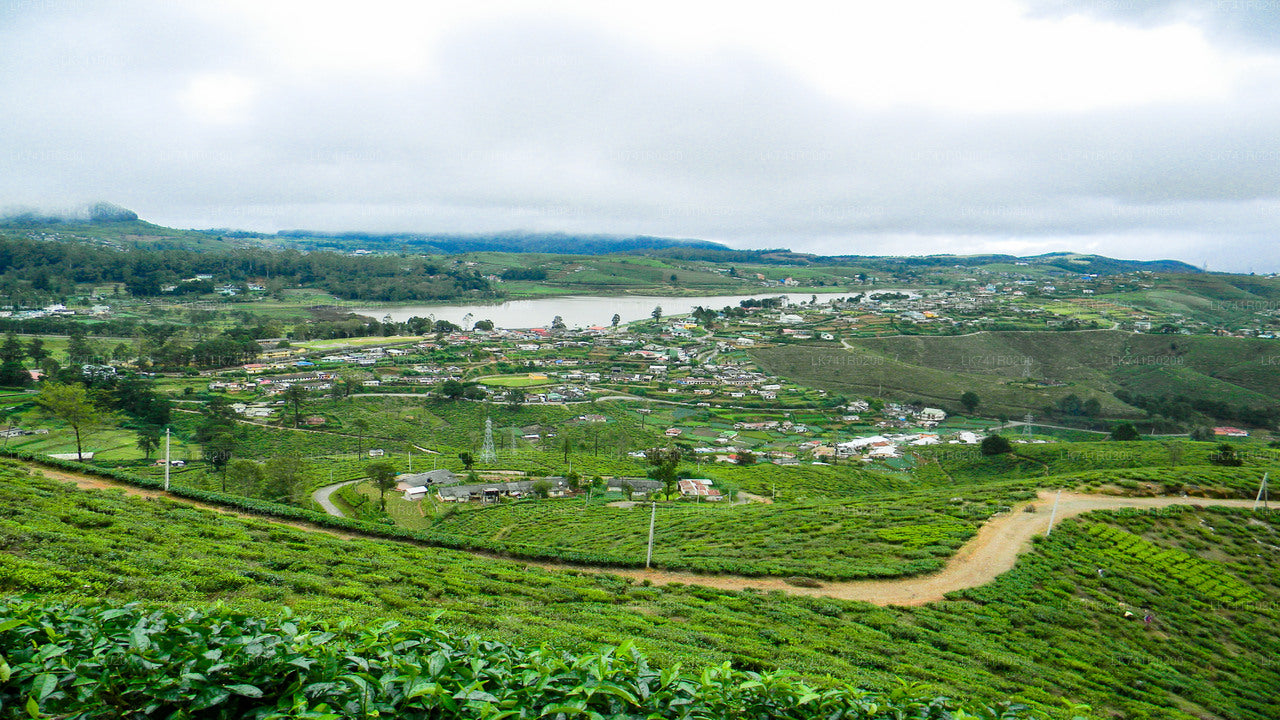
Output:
[
  {"xmin": 33, "ymin": 463, "xmax": 1259, "ymax": 607},
  {"xmin": 311, "ymin": 479, "xmax": 365, "ymax": 517}
]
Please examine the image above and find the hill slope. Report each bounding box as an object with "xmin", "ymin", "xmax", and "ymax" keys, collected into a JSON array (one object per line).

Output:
[
  {"xmin": 751, "ymin": 330, "xmax": 1280, "ymax": 421},
  {"xmin": 3, "ymin": 461, "xmax": 1280, "ymax": 718}
]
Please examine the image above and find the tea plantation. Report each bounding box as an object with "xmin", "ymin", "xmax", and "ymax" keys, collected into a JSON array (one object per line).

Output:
[{"xmin": 1, "ymin": 461, "xmax": 1278, "ymax": 718}]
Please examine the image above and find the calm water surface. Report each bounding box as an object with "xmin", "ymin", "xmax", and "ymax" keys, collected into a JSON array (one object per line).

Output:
[{"xmin": 352, "ymin": 291, "xmax": 914, "ymax": 329}]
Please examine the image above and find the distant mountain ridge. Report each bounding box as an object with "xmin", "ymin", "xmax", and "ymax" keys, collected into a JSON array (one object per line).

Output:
[
  {"xmin": 262, "ymin": 229, "xmax": 730, "ymax": 255},
  {"xmin": 0, "ymin": 203, "xmax": 1203, "ymax": 273}
]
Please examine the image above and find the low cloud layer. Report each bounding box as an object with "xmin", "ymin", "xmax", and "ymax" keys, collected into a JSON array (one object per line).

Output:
[{"xmin": 1, "ymin": 1, "xmax": 1277, "ymax": 271}]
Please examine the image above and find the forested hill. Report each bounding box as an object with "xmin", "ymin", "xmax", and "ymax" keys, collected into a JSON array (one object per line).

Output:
[
  {"xmin": 0, "ymin": 234, "xmax": 496, "ymax": 303},
  {"xmin": 264, "ymin": 229, "xmax": 728, "ymax": 255},
  {"xmin": 3, "ymin": 205, "xmax": 1201, "ymax": 275}
]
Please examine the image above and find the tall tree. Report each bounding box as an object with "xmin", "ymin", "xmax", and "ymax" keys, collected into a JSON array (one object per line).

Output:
[
  {"xmin": 505, "ymin": 386, "xmax": 526, "ymax": 410},
  {"xmin": 611, "ymin": 313, "xmax": 621, "ymax": 329},
  {"xmin": 66, "ymin": 328, "xmax": 92, "ymax": 365},
  {"xmin": 135, "ymin": 425, "xmax": 162, "ymax": 460},
  {"xmin": 437, "ymin": 379, "xmax": 466, "ymax": 400},
  {"xmin": 202, "ymin": 432, "xmax": 237, "ymax": 490},
  {"xmin": 367, "ymin": 461, "xmax": 398, "ymax": 511},
  {"xmin": 262, "ymin": 456, "xmax": 304, "ymax": 503},
  {"xmin": 351, "ymin": 417, "xmax": 369, "ymax": 456},
  {"xmin": 0, "ymin": 332, "xmax": 24, "ymax": 364},
  {"xmin": 960, "ymin": 391, "xmax": 980, "ymax": 415},
  {"xmin": 26, "ymin": 337, "xmax": 49, "ymax": 363},
  {"xmin": 226, "ymin": 459, "xmax": 263, "ymax": 496},
  {"xmin": 644, "ymin": 446, "xmax": 682, "ymax": 499},
  {"xmin": 36, "ymin": 382, "xmax": 103, "ymax": 461},
  {"xmin": 651, "ymin": 306, "xmax": 662, "ymax": 321},
  {"xmin": 281, "ymin": 384, "xmax": 309, "ymax": 428}
]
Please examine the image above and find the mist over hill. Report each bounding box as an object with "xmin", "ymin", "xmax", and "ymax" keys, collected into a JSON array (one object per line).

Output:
[
  {"xmin": 0, "ymin": 201, "xmax": 138, "ymax": 226},
  {"xmin": 0, "ymin": 203, "xmax": 1210, "ymax": 275}
]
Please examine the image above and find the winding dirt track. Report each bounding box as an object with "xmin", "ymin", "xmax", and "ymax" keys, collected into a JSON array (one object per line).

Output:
[{"xmin": 32, "ymin": 464, "xmax": 1259, "ymax": 606}]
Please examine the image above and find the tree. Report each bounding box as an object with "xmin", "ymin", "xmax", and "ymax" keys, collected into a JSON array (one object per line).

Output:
[
  {"xmin": 1209, "ymin": 442, "xmax": 1242, "ymax": 466},
  {"xmin": 66, "ymin": 329, "xmax": 92, "ymax": 365},
  {"xmin": 1110, "ymin": 422, "xmax": 1140, "ymax": 441},
  {"xmin": 644, "ymin": 446, "xmax": 681, "ymax": 499},
  {"xmin": 611, "ymin": 313, "xmax": 621, "ymax": 329},
  {"xmin": 0, "ymin": 361, "xmax": 29, "ymax": 387},
  {"xmin": 135, "ymin": 425, "xmax": 162, "ymax": 460},
  {"xmin": 960, "ymin": 391, "xmax": 980, "ymax": 415},
  {"xmin": 36, "ymin": 382, "xmax": 103, "ymax": 462},
  {"xmin": 532, "ymin": 479, "xmax": 551, "ymax": 499},
  {"xmin": 351, "ymin": 417, "xmax": 370, "ymax": 456},
  {"xmin": 473, "ymin": 319, "xmax": 494, "ymax": 331},
  {"xmin": 505, "ymin": 386, "xmax": 526, "ymax": 410},
  {"xmin": 438, "ymin": 379, "xmax": 466, "ymax": 400},
  {"xmin": 226, "ymin": 459, "xmax": 264, "ymax": 496},
  {"xmin": 262, "ymin": 456, "xmax": 304, "ymax": 503},
  {"xmin": 459, "ymin": 451, "xmax": 474, "ymax": 470},
  {"xmin": 367, "ymin": 461, "xmax": 398, "ymax": 511},
  {"xmin": 0, "ymin": 332, "xmax": 23, "ymax": 364},
  {"xmin": 202, "ymin": 432, "xmax": 237, "ymax": 490},
  {"xmin": 669, "ymin": 273, "xmax": 678, "ymax": 285},
  {"xmin": 1189, "ymin": 426, "xmax": 1215, "ymax": 442},
  {"xmin": 651, "ymin": 306, "xmax": 662, "ymax": 322},
  {"xmin": 26, "ymin": 337, "xmax": 49, "ymax": 363},
  {"xmin": 980, "ymin": 434, "xmax": 1013, "ymax": 456},
  {"xmin": 550, "ymin": 315, "xmax": 566, "ymax": 331},
  {"xmin": 281, "ymin": 384, "xmax": 309, "ymax": 428},
  {"xmin": 1082, "ymin": 397, "xmax": 1102, "ymax": 417},
  {"xmin": 736, "ymin": 450, "xmax": 757, "ymax": 466},
  {"xmin": 1056, "ymin": 394, "xmax": 1084, "ymax": 416}
]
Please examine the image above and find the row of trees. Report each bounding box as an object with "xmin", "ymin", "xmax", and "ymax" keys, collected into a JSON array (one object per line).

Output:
[{"xmin": 0, "ymin": 235, "xmax": 497, "ymax": 302}]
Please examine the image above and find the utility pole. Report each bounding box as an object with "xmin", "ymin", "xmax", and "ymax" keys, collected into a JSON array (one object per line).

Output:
[
  {"xmin": 163, "ymin": 427, "xmax": 170, "ymax": 492},
  {"xmin": 1045, "ymin": 489, "xmax": 1062, "ymax": 536},
  {"xmin": 646, "ymin": 501, "xmax": 657, "ymax": 569}
]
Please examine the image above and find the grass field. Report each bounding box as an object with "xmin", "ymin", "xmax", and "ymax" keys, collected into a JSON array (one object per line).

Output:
[{"xmin": 476, "ymin": 374, "xmax": 555, "ymax": 387}]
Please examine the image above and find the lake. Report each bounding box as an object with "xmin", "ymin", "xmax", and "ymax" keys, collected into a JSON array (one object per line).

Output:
[{"xmin": 352, "ymin": 290, "xmax": 910, "ymax": 329}]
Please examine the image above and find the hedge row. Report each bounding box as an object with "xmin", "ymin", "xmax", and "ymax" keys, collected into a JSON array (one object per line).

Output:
[{"xmin": 1, "ymin": 450, "xmax": 650, "ymax": 571}]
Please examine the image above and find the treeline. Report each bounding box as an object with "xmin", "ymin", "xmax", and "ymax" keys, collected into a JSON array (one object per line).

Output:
[
  {"xmin": 0, "ymin": 235, "xmax": 495, "ymax": 303},
  {"xmin": 499, "ymin": 267, "xmax": 548, "ymax": 281},
  {"xmin": 1115, "ymin": 389, "xmax": 1280, "ymax": 429},
  {"xmin": 269, "ymin": 230, "xmax": 727, "ymax": 255}
]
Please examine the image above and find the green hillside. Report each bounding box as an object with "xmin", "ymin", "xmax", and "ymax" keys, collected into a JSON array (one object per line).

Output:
[
  {"xmin": 3, "ymin": 461, "xmax": 1279, "ymax": 718},
  {"xmin": 751, "ymin": 331, "xmax": 1280, "ymax": 421}
]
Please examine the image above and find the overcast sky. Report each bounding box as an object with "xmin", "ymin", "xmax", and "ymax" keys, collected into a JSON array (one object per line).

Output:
[{"xmin": 2, "ymin": 1, "xmax": 1278, "ymax": 271}]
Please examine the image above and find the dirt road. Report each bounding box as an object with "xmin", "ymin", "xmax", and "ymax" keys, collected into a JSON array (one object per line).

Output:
[{"xmin": 33, "ymin": 464, "xmax": 1259, "ymax": 606}]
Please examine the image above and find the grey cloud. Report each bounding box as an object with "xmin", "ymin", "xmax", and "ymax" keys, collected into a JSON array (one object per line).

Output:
[{"xmin": 0, "ymin": 2, "xmax": 1277, "ymax": 272}]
